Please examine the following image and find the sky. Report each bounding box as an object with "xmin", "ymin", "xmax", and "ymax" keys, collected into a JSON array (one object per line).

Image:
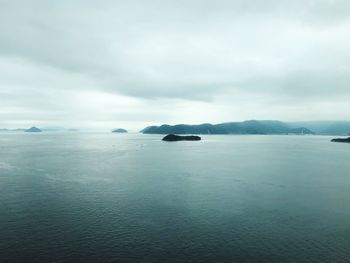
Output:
[{"xmin": 0, "ymin": 0, "xmax": 350, "ymax": 131}]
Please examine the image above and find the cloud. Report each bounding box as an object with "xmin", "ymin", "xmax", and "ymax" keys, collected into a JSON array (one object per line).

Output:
[{"xmin": 0, "ymin": 0, "xmax": 350, "ymax": 128}]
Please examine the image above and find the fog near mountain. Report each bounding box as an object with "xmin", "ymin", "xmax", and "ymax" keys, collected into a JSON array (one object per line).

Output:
[
  {"xmin": 289, "ymin": 121, "xmax": 350, "ymax": 135},
  {"xmin": 1, "ymin": 0, "xmax": 350, "ymax": 129}
]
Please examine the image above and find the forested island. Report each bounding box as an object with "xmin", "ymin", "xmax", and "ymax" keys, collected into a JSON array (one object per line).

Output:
[{"xmin": 142, "ymin": 120, "xmax": 314, "ymax": 135}]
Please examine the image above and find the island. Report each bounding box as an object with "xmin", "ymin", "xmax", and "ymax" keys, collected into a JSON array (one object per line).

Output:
[
  {"xmin": 142, "ymin": 120, "xmax": 314, "ymax": 135},
  {"xmin": 25, "ymin": 127, "xmax": 42, "ymax": 132},
  {"xmin": 162, "ymin": 134, "xmax": 201, "ymax": 141},
  {"xmin": 331, "ymin": 137, "xmax": 350, "ymax": 143},
  {"xmin": 112, "ymin": 128, "xmax": 128, "ymax": 133}
]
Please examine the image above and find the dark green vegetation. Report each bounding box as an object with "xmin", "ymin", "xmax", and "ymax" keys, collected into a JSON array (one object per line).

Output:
[
  {"xmin": 25, "ymin": 127, "xmax": 42, "ymax": 132},
  {"xmin": 142, "ymin": 120, "xmax": 314, "ymax": 135},
  {"xmin": 112, "ymin": 128, "xmax": 128, "ymax": 133},
  {"xmin": 162, "ymin": 134, "xmax": 201, "ymax": 141},
  {"xmin": 331, "ymin": 137, "xmax": 350, "ymax": 143}
]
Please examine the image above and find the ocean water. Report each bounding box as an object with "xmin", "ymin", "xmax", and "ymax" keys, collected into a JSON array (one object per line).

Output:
[{"xmin": 1, "ymin": 133, "xmax": 350, "ymax": 263}]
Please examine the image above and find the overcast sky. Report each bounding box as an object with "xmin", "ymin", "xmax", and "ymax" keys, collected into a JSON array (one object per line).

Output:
[{"xmin": 0, "ymin": 0, "xmax": 349, "ymax": 130}]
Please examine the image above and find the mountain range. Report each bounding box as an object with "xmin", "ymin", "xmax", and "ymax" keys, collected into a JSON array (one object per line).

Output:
[
  {"xmin": 142, "ymin": 120, "xmax": 350, "ymax": 135},
  {"xmin": 141, "ymin": 120, "xmax": 314, "ymax": 135},
  {"xmin": 1, "ymin": 120, "xmax": 349, "ymax": 135}
]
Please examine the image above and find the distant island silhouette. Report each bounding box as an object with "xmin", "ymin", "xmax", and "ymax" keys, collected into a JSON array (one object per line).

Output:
[
  {"xmin": 25, "ymin": 127, "xmax": 42, "ymax": 132},
  {"xmin": 1, "ymin": 120, "xmax": 350, "ymax": 136},
  {"xmin": 142, "ymin": 120, "xmax": 314, "ymax": 135},
  {"xmin": 112, "ymin": 128, "xmax": 128, "ymax": 133}
]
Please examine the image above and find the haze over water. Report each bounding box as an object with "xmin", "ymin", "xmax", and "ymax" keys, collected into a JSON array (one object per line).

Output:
[{"xmin": 1, "ymin": 133, "xmax": 350, "ymax": 262}]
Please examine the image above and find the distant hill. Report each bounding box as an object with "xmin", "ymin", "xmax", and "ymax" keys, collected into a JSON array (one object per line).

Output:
[
  {"xmin": 141, "ymin": 120, "xmax": 314, "ymax": 135},
  {"xmin": 112, "ymin": 128, "xmax": 128, "ymax": 133},
  {"xmin": 25, "ymin": 127, "xmax": 42, "ymax": 133},
  {"xmin": 288, "ymin": 121, "xmax": 350, "ymax": 136}
]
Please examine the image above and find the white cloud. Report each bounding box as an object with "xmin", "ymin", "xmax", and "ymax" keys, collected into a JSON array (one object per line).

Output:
[{"xmin": 0, "ymin": 0, "xmax": 350, "ymax": 129}]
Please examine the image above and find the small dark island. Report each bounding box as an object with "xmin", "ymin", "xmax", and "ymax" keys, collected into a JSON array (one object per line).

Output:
[
  {"xmin": 162, "ymin": 134, "xmax": 201, "ymax": 142},
  {"xmin": 112, "ymin": 128, "xmax": 128, "ymax": 133},
  {"xmin": 331, "ymin": 137, "xmax": 350, "ymax": 143},
  {"xmin": 25, "ymin": 127, "xmax": 42, "ymax": 133}
]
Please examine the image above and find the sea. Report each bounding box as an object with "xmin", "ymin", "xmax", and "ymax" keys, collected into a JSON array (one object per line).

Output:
[{"xmin": 0, "ymin": 133, "xmax": 350, "ymax": 262}]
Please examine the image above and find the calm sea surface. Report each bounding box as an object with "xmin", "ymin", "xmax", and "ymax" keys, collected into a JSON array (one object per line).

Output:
[{"xmin": 1, "ymin": 133, "xmax": 350, "ymax": 262}]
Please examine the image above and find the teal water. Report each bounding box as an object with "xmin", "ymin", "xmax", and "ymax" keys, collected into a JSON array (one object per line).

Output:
[{"xmin": 1, "ymin": 133, "xmax": 350, "ymax": 262}]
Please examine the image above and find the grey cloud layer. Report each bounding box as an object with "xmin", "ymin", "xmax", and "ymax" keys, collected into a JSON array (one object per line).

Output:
[
  {"xmin": 1, "ymin": 0, "xmax": 350, "ymax": 100},
  {"xmin": 0, "ymin": 0, "xmax": 350, "ymax": 128}
]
